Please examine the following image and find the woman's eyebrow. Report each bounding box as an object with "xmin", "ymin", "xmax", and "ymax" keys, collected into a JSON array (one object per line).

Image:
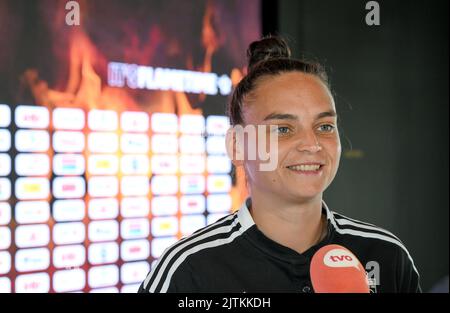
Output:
[
  {"xmin": 316, "ymin": 110, "xmax": 337, "ymax": 120},
  {"xmin": 263, "ymin": 113, "xmax": 298, "ymax": 121},
  {"xmin": 262, "ymin": 110, "xmax": 337, "ymax": 121}
]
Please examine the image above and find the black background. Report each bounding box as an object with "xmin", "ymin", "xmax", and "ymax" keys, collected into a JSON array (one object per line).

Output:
[{"xmin": 264, "ymin": 0, "xmax": 449, "ymax": 292}]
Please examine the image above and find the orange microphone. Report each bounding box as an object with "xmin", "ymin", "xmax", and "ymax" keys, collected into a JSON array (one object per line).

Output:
[{"xmin": 310, "ymin": 244, "xmax": 370, "ymax": 293}]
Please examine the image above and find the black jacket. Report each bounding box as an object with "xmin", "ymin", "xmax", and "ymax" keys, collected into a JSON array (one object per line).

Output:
[{"xmin": 138, "ymin": 198, "xmax": 421, "ymax": 293}]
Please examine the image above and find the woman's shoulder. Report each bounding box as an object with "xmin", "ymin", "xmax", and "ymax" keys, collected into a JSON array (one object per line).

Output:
[
  {"xmin": 139, "ymin": 212, "xmax": 240, "ymax": 292},
  {"xmin": 330, "ymin": 211, "xmax": 404, "ymax": 246},
  {"xmin": 328, "ymin": 210, "xmax": 419, "ymax": 276}
]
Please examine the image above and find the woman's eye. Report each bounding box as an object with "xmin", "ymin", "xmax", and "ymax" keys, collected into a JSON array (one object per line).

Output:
[
  {"xmin": 317, "ymin": 124, "xmax": 335, "ymax": 133},
  {"xmin": 276, "ymin": 126, "xmax": 291, "ymax": 135}
]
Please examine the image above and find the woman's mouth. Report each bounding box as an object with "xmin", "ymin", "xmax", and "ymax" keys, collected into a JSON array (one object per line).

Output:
[{"xmin": 286, "ymin": 163, "xmax": 324, "ymax": 175}]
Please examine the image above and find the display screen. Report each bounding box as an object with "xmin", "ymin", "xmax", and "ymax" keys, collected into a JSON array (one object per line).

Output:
[{"xmin": 0, "ymin": 0, "xmax": 260, "ymax": 293}]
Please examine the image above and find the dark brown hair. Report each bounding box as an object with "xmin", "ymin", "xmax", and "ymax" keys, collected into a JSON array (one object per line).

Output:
[{"xmin": 227, "ymin": 36, "xmax": 330, "ymax": 125}]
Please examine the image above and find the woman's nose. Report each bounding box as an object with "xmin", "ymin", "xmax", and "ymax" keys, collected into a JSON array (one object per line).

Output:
[{"xmin": 295, "ymin": 131, "xmax": 322, "ymax": 153}]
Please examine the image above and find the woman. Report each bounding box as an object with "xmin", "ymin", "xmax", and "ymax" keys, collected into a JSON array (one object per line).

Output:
[{"xmin": 139, "ymin": 36, "xmax": 421, "ymax": 293}]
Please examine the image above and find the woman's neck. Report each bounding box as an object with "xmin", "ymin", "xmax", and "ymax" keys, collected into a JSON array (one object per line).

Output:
[{"xmin": 248, "ymin": 188, "xmax": 326, "ymax": 254}]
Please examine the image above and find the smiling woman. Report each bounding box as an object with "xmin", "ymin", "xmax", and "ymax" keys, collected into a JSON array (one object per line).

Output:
[{"xmin": 138, "ymin": 36, "xmax": 421, "ymax": 293}]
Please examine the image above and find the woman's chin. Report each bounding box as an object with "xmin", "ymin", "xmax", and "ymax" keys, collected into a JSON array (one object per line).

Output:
[{"xmin": 283, "ymin": 188, "xmax": 324, "ymax": 202}]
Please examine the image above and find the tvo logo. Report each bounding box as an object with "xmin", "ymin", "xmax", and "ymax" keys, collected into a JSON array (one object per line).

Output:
[{"xmin": 324, "ymin": 248, "xmax": 361, "ymax": 270}]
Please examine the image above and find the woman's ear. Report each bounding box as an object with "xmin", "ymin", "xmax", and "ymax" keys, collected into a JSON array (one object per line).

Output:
[{"xmin": 226, "ymin": 127, "xmax": 244, "ymax": 167}]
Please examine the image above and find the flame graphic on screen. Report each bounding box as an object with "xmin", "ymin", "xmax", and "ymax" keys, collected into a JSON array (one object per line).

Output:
[
  {"xmin": 20, "ymin": 0, "xmax": 246, "ymax": 115},
  {"xmin": 17, "ymin": 0, "xmax": 248, "ymax": 226}
]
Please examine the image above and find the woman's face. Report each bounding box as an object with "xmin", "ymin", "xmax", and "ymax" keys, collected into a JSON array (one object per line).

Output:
[{"xmin": 241, "ymin": 71, "xmax": 341, "ymax": 202}]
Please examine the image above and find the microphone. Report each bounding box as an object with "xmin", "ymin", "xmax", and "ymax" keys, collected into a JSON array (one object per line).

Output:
[{"xmin": 310, "ymin": 244, "xmax": 370, "ymax": 293}]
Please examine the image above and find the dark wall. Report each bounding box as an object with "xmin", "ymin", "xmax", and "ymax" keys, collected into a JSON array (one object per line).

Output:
[{"xmin": 277, "ymin": 0, "xmax": 448, "ymax": 291}]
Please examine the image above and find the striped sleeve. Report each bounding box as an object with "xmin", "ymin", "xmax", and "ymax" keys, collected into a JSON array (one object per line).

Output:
[
  {"xmin": 397, "ymin": 245, "xmax": 422, "ymax": 293},
  {"xmin": 138, "ymin": 213, "xmax": 239, "ymax": 293},
  {"xmin": 331, "ymin": 211, "xmax": 421, "ymax": 279},
  {"xmin": 138, "ymin": 258, "xmax": 197, "ymax": 293}
]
